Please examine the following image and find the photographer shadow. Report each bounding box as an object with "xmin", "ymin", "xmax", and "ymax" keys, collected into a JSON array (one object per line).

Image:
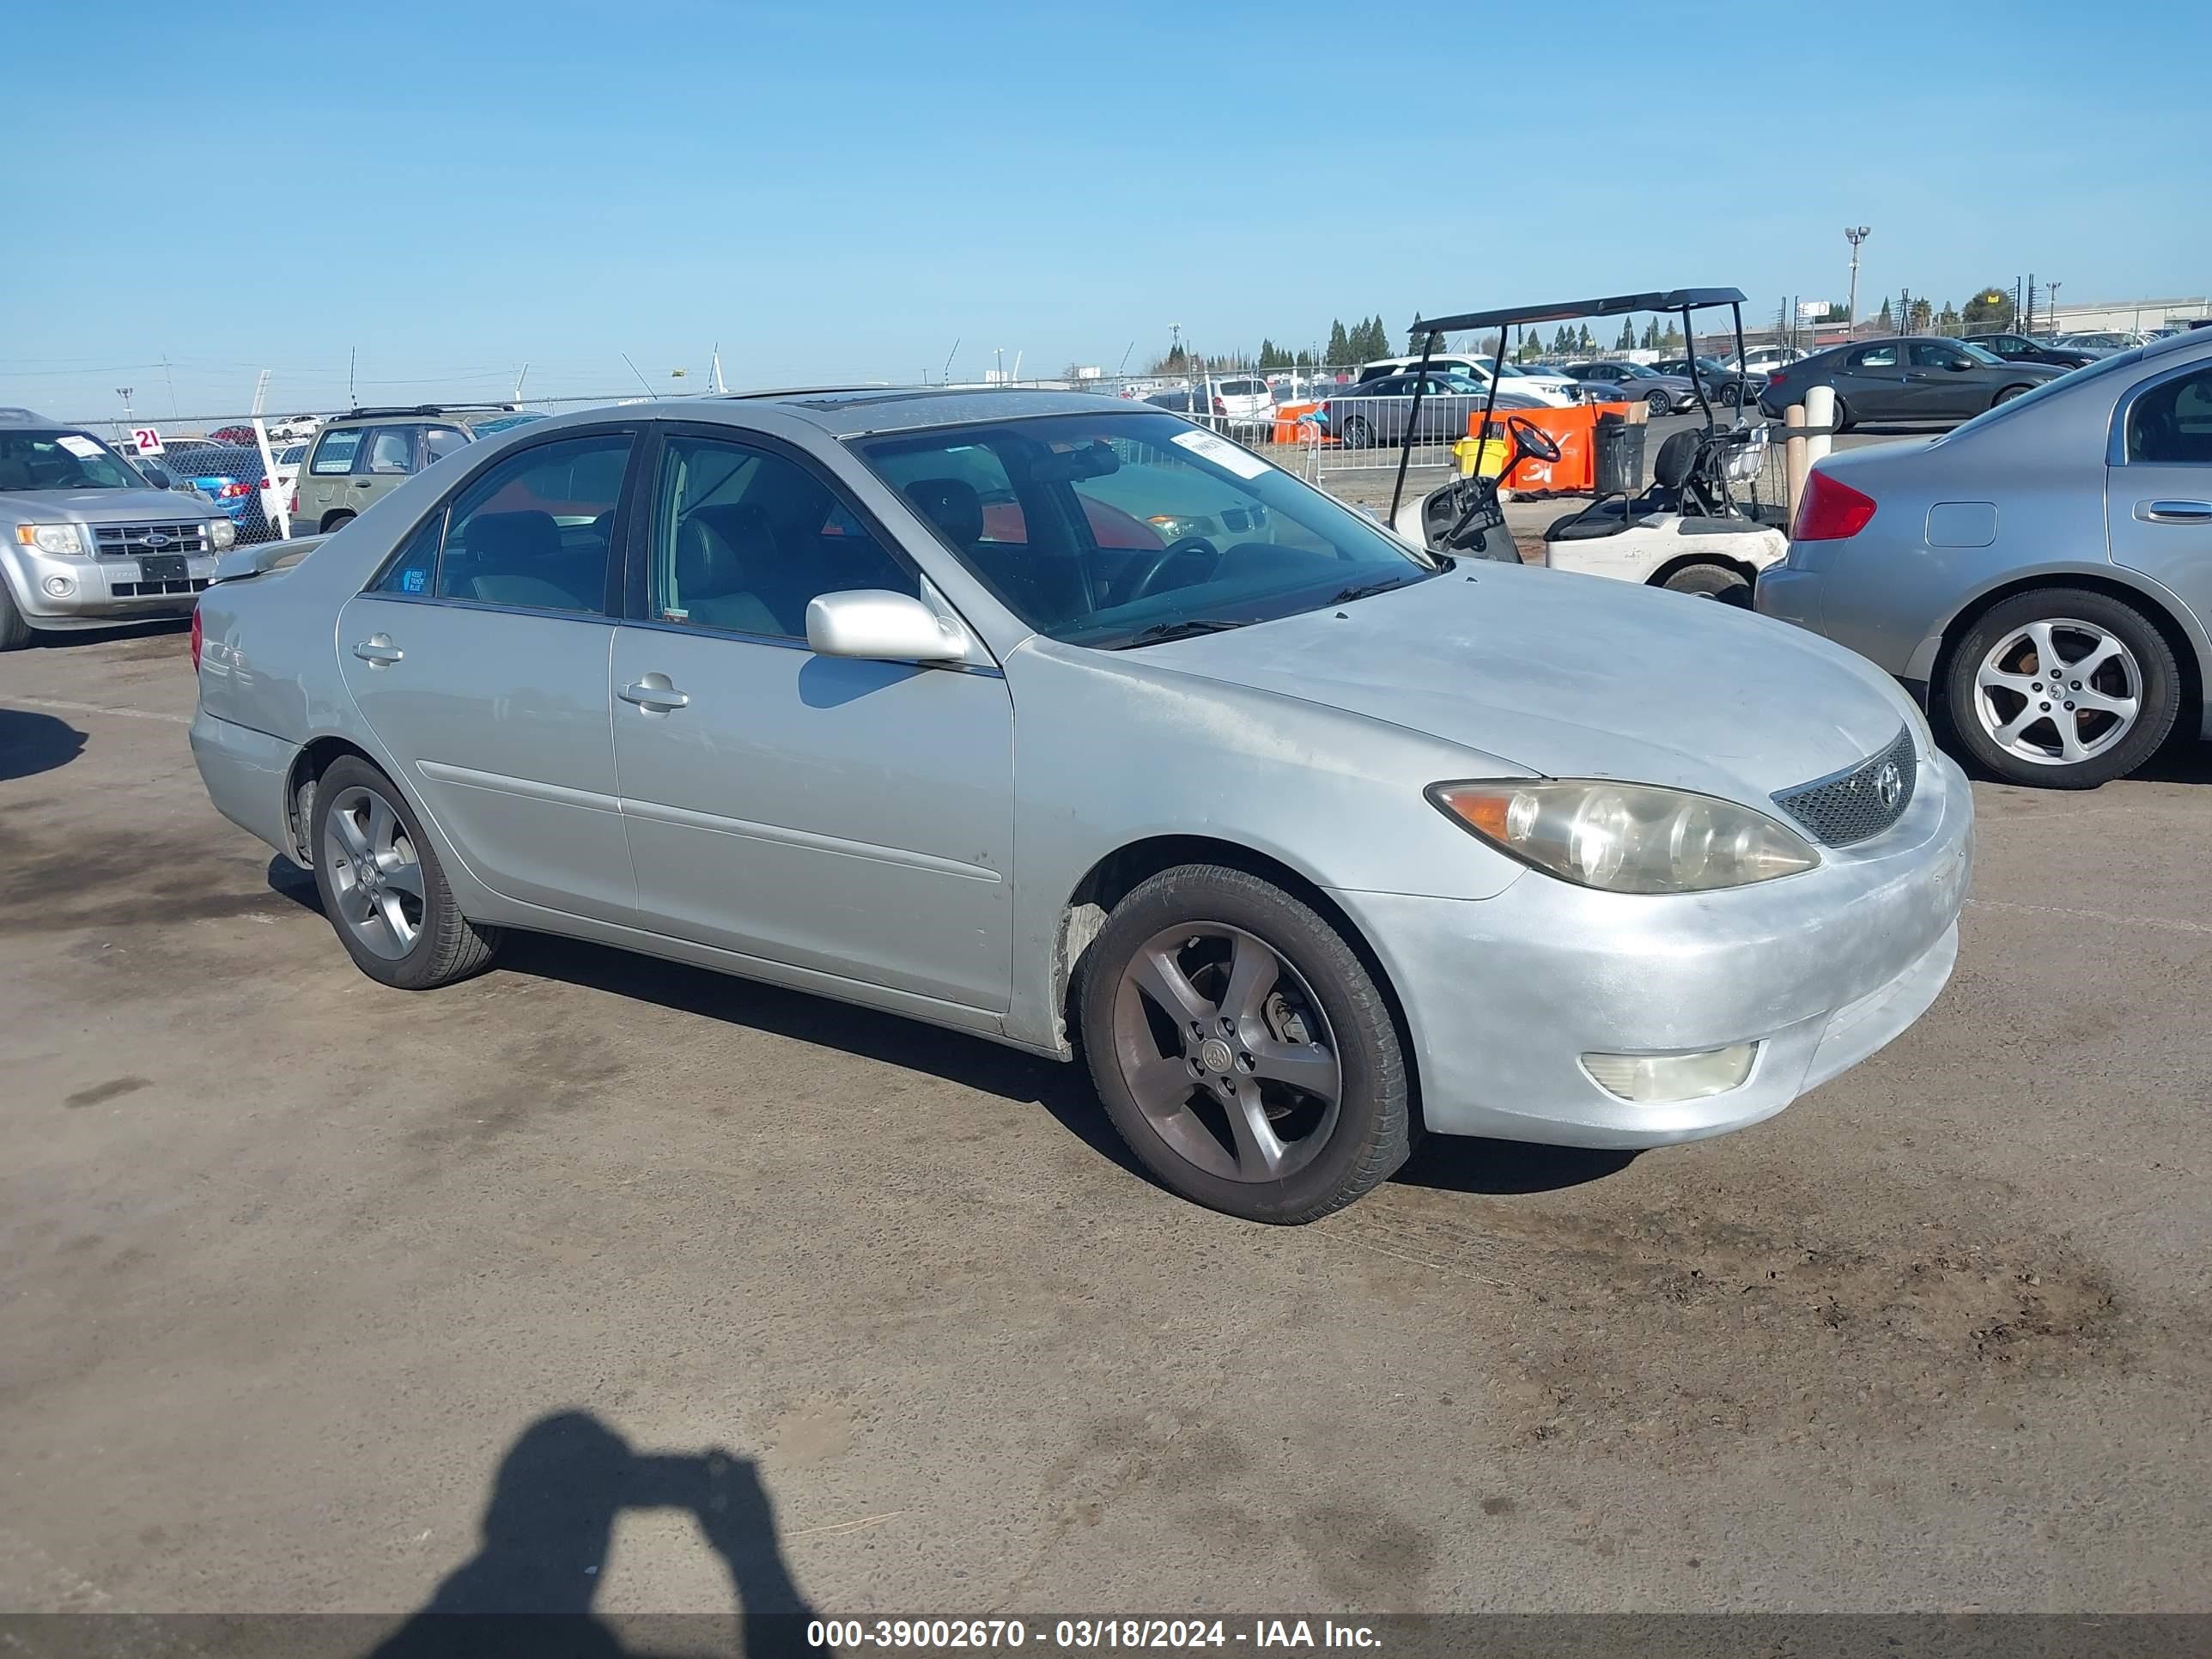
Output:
[{"xmin": 369, "ymin": 1412, "xmax": 828, "ymax": 1659}]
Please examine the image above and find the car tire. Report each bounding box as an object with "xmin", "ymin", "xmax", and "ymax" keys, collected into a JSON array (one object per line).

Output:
[
  {"xmin": 0, "ymin": 583, "xmax": 33, "ymax": 652},
  {"xmin": 1646, "ymin": 390, "xmax": 1672, "ymax": 416},
  {"xmin": 309, "ymin": 755, "xmax": 503, "ymax": 988},
  {"xmin": 1992, "ymin": 384, "xmax": 2033, "ymax": 408},
  {"xmin": 1829, "ymin": 395, "xmax": 1851, "ymax": 434},
  {"xmin": 1078, "ymin": 864, "xmax": 1413, "ymax": 1224},
  {"xmin": 1943, "ymin": 587, "xmax": 2181, "ymax": 789},
  {"xmin": 1659, "ymin": 562, "xmax": 1753, "ymax": 605},
  {"xmin": 320, "ymin": 511, "xmax": 356, "ymax": 534},
  {"xmin": 1339, "ymin": 415, "xmax": 1373, "ymax": 449}
]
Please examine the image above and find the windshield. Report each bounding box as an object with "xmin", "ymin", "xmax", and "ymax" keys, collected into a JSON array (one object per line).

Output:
[
  {"xmin": 1616, "ymin": 362, "xmax": 1659, "ymax": 378},
  {"xmin": 0, "ymin": 429, "xmax": 143, "ymax": 491},
  {"xmin": 1957, "ymin": 341, "xmax": 2005, "ymax": 366},
  {"xmin": 854, "ymin": 410, "xmax": 1436, "ymax": 649}
]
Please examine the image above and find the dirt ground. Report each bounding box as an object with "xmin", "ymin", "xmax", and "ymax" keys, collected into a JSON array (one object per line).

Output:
[{"xmin": 2, "ymin": 619, "xmax": 2208, "ymax": 1621}]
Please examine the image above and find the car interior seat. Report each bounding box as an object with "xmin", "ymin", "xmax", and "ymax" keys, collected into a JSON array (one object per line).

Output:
[
  {"xmin": 678, "ymin": 503, "xmax": 793, "ymax": 635},
  {"xmin": 903, "ymin": 477, "xmax": 1090, "ymax": 627},
  {"xmin": 458, "ymin": 510, "xmax": 590, "ymax": 610}
]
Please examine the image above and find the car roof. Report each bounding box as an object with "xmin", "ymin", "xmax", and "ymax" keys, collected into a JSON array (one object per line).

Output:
[
  {"xmin": 702, "ymin": 386, "xmax": 1141, "ymax": 437},
  {"xmin": 317, "ymin": 404, "xmax": 521, "ymax": 429}
]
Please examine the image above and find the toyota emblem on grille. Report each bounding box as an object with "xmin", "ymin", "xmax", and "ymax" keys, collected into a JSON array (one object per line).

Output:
[
  {"xmin": 143, "ymin": 532, "xmax": 171, "ymax": 550},
  {"xmin": 1873, "ymin": 762, "xmax": 1905, "ymax": 810}
]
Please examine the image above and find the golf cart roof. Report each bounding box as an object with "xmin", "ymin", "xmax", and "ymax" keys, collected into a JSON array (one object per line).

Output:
[{"xmin": 1411, "ymin": 288, "xmax": 1748, "ymax": 336}]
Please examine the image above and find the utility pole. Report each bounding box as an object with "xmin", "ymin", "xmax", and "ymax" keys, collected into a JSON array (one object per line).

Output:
[
  {"xmin": 1844, "ymin": 227, "xmax": 1870, "ymax": 327},
  {"xmin": 2025, "ymin": 272, "xmax": 2036, "ymax": 336},
  {"xmin": 2045, "ymin": 281, "xmax": 2062, "ymax": 335},
  {"xmin": 115, "ymin": 386, "xmax": 136, "ymax": 427},
  {"xmin": 160, "ymin": 355, "xmax": 179, "ymax": 420}
]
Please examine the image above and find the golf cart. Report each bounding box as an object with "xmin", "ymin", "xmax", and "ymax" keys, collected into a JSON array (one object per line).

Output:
[{"xmin": 1385, "ymin": 288, "xmax": 1790, "ymax": 605}]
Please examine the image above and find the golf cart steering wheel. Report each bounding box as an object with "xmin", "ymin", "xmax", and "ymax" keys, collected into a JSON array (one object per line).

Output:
[
  {"xmin": 1129, "ymin": 535, "xmax": 1224, "ymax": 599},
  {"xmin": 1507, "ymin": 415, "xmax": 1562, "ymax": 464}
]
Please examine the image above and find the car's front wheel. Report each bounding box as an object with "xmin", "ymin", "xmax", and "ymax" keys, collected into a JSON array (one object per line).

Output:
[
  {"xmin": 1079, "ymin": 864, "xmax": 1413, "ymax": 1224},
  {"xmin": 1645, "ymin": 390, "xmax": 1672, "ymax": 416},
  {"xmin": 310, "ymin": 756, "xmax": 503, "ymax": 988},
  {"xmin": 1944, "ymin": 588, "xmax": 2181, "ymax": 788},
  {"xmin": 0, "ymin": 583, "xmax": 32, "ymax": 652},
  {"xmin": 1992, "ymin": 384, "xmax": 2033, "ymax": 408},
  {"xmin": 1338, "ymin": 415, "xmax": 1373, "ymax": 448}
]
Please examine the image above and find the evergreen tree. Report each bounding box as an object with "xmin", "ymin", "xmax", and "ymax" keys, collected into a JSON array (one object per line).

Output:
[
  {"xmin": 1936, "ymin": 301, "xmax": 1961, "ymax": 332},
  {"xmin": 1552, "ymin": 325, "xmax": 1573, "ymax": 354},
  {"xmin": 1660, "ymin": 322, "xmax": 1684, "ymax": 350},
  {"xmin": 1639, "ymin": 318, "xmax": 1659, "ymax": 350},
  {"xmin": 1877, "ymin": 298, "xmax": 1894, "ymax": 328},
  {"xmin": 1616, "ymin": 319, "xmax": 1636, "ymax": 350},
  {"xmin": 1325, "ymin": 319, "xmax": 1351, "ymax": 365},
  {"xmin": 1577, "ymin": 325, "xmax": 1595, "ymax": 353}
]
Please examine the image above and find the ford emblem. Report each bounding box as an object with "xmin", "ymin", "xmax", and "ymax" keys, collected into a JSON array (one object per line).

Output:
[{"xmin": 143, "ymin": 532, "xmax": 171, "ymax": 550}]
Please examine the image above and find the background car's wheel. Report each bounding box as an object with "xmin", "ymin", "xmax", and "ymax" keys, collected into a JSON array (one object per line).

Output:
[
  {"xmin": 1659, "ymin": 562, "xmax": 1753, "ymax": 605},
  {"xmin": 310, "ymin": 756, "xmax": 502, "ymax": 988},
  {"xmin": 0, "ymin": 584, "xmax": 32, "ymax": 652},
  {"xmin": 1828, "ymin": 395, "xmax": 1851, "ymax": 434},
  {"xmin": 1943, "ymin": 587, "xmax": 2180, "ymax": 788},
  {"xmin": 1645, "ymin": 390, "xmax": 1672, "ymax": 416},
  {"xmin": 1079, "ymin": 864, "xmax": 1412, "ymax": 1224},
  {"xmin": 1992, "ymin": 384, "xmax": 2032, "ymax": 407},
  {"xmin": 320, "ymin": 511, "xmax": 356, "ymax": 533},
  {"xmin": 1339, "ymin": 415, "xmax": 1373, "ymax": 449}
]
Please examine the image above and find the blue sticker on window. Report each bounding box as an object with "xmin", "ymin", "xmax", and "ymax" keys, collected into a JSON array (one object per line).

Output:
[{"xmin": 402, "ymin": 567, "xmax": 428, "ymax": 592}]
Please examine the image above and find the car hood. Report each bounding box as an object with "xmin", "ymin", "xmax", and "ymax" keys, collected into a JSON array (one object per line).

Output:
[
  {"xmin": 1125, "ymin": 563, "xmax": 1914, "ymax": 805},
  {"xmin": 0, "ymin": 487, "xmax": 221, "ymax": 525}
]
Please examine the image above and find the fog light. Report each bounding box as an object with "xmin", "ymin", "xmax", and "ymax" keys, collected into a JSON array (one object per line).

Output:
[
  {"xmin": 43, "ymin": 574, "xmax": 75, "ymax": 598},
  {"xmin": 1581, "ymin": 1043, "xmax": 1758, "ymax": 1103}
]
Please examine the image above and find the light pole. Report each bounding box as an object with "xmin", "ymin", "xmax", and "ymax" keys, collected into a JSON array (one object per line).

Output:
[
  {"xmin": 1844, "ymin": 227, "xmax": 1870, "ymax": 327},
  {"xmin": 115, "ymin": 386, "xmax": 136, "ymax": 427},
  {"xmin": 2045, "ymin": 281, "xmax": 2062, "ymax": 336}
]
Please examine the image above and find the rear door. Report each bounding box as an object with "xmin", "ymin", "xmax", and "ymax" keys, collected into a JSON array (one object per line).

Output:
[
  {"xmin": 355, "ymin": 424, "xmax": 423, "ymax": 515},
  {"xmin": 1837, "ymin": 342, "xmax": 1908, "ymax": 418},
  {"xmin": 2108, "ymin": 359, "xmax": 2212, "ymax": 641},
  {"xmin": 335, "ymin": 426, "xmax": 641, "ymax": 921}
]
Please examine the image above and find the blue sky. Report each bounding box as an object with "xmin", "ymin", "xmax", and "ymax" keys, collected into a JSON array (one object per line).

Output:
[{"xmin": 3, "ymin": 0, "xmax": 2205, "ymax": 417}]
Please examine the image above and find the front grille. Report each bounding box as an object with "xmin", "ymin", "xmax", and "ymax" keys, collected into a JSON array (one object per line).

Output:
[
  {"xmin": 111, "ymin": 578, "xmax": 211, "ymax": 599},
  {"xmin": 1772, "ymin": 726, "xmax": 1918, "ymax": 847},
  {"xmin": 94, "ymin": 522, "xmax": 210, "ymax": 558}
]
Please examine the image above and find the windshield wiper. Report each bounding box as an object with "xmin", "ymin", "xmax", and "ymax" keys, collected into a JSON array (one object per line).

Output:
[
  {"xmin": 1110, "ymin": 618, "xmax": 1253, "ymax": 648},
  {"xmin": 1326, "ymin": 575, "xmax": 1424, "ymax": 605}
]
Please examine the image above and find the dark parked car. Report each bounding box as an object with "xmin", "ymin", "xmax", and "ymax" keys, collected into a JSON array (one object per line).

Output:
[
  {"xmin": 1321, "ymin": 374, "xmax": 1545, "ymax": 447},
  {"xmin": 1964, "ymin": 332, "xmax": 2099, "ymax": 370},
  {"xmin": 1654, "ymin": 356, "xmax": 1759, "ymax": 405},
  {"xmin": 1758, "ymin": 337, "xmax": 2062, "ymax": 430},
  {"xmin": 1560, "ymin": 361, "xmax": 1701, "ymax": 415}
]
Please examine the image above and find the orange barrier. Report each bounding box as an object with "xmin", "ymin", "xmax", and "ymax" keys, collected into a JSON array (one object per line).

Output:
[
  {"xmin": 1273, "ymin": 402, "xmax": 1323, "ymax": 443},
  {"xmin": 1472, "ymin": 400, "xmax": 1634, "ymax": 493}
]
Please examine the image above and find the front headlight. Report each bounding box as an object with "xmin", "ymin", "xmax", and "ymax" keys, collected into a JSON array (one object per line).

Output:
[
  {"xmin": 14, "ymin": 523, "xmax": 88, "ymax": 556},
  {"xmin": 1429, "ymin": 779, "xmax": 1819, "ymax": 893},
  {"xmin": 209, "ymin": 518, "xmax": 237, "ymax": 550}
]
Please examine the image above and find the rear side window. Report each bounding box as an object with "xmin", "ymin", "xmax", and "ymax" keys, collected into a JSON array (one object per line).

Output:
[
  {"xmin": 310, "ymin": 429, "xmax": 365, "ymax": 474},
  {"xmin": 1850, "ymin": 345, "xmax": 1899, "ymax": 368},
  {"xmin": 2126, "ymin": 367, "xmax": 2212, "ymax": 465},
  {"xmin": 422, "ymin": 427, "xmax": 470, "ymax": 463},
  {"xmin": 365, "ymin": 428, "xmax": 418, "ymax": 474}
]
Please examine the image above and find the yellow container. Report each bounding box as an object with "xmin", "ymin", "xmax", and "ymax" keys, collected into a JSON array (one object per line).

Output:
[{"xmin": 1454, "ymin": 435, "xmax": 1510, "ymax": 477}]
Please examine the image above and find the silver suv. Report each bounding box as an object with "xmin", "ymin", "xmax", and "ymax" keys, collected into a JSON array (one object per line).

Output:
[{"xmin": 0, "ymin": 408, "xmax": 236, "ymax": 650}]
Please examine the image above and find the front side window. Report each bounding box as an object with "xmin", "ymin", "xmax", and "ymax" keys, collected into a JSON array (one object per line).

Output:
[
  {"xmin": 0, "ymin": 430, "xmax": 140, "ymax": 491},
  {"xmin": 310, "ymin": 428, "xmax": 367, "ymax": 474},
  {"xmin": 2126, "ymin": 367, "xmax": 2212, "ymax": 465},
  {"xmin": 379, "ymin": 433, "xmax": 631, "ymax": 613},
  {"xmin": 856, "ymin": 410, "xmax": 1435, "ymax": 649},
  {"xmin": 647, "ymin": 434, "xmax": 914, "ymax": 637},
  {"xmin": 1910, "ymin": 343, "xmax": 1966, "ymax": 368}
]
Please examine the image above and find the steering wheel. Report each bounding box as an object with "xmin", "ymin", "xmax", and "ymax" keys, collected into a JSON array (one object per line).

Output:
[
  {"xmin": 1128, "ymin": 534, "xmax": 1223, "ymax": 599},
  {"xmin": 1506, "ymin": 415, "xmax": 1562, "ymax": 464}
]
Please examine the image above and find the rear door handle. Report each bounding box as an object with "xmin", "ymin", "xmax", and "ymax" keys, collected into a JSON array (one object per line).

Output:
[
  {"xmin": 619, "ymin": 676, "xmax": 690, "ymax": 713},
  {"xmin": 350, "ymin": 479, "xmax": 374, "ymax": 488},
  {"xmin": 2136, "ymin": 499, "xmax": 2212, "ymax": 525},
  {"xmin": 352, "ymin": 635, "xmax": 404, "ymax": 666}
]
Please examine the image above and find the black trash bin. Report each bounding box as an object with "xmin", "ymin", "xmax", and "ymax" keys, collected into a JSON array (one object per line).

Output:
[{"xmin": 1591, "ymin": 411, "xmax": 1645, "ymax": 499}]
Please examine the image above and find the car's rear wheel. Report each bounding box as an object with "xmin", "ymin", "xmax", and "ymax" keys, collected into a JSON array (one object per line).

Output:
[
  {"xmin": 320, "ymin": 510, "xmax": 356, "ymax": 534},
  {"xmin": 1339, "ymin": 415, "xmax": 1374, "ymax": 449},
  {"xmin": 310, "ymin": 756, "xmax": 503, "ymax": 988},
  {"xmin": 1828, "ymin": 394, "xmax": 1851, "ymax": 434},
  {"xmin": 0, "ymin": 584, "xmax": 32, "ymax": 652},
  {"xmin": 1079, "ymin": 865, "xmax": 1412, "ymax": 1224},
  {"xmin": 1645, "ymin": 390, "xmax": 1672, "ymax": 416},
  {"xmin": 1659, "ymin": 562, "xmax": 1753, "ymax": 605},
  {"xmin": 1992, "ymin": 384, "xmax": 2033, "ymax": 408},
  {"xmin": 1944, "ymin": 588, "xmax": 2181, "ymax": 788}
]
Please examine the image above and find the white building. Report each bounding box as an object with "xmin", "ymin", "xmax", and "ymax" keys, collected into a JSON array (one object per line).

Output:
[{"xmin": 2043, "ymin": 296, "xmax": 2208, "ymax": 334}]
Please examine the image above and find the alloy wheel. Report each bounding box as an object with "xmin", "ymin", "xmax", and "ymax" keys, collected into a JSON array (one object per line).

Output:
[
  {"xmin": 1110, "ymin": 922, "xmax": 1341, "ymax": 1183},
  {"xmin": 1972, "ymin": 618, "xmax": 2143, "ymax": 767},
  {"xmin": 1340, "ymin": 415, "xmax": 1372, "ymax": 448},
  {"xmin": 320, "ymin": 784, "xmax": 426, "ymax": 959}
]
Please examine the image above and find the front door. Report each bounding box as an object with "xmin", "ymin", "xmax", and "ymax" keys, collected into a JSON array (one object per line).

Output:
[
  {"xmin": 2108, "ymin": 361, "xmax": 2212, "ymax": 633},
  {"xmin": 336, "ymin": 428, "xmax": 641, "ymax": 921},
  {"xmin": 609, "ymin": 428, "xmax": 1015, "ymax": 1012},
  {"xmin": 1899, "ymin": 342, "xmax": 1982, "ymax": 421}
]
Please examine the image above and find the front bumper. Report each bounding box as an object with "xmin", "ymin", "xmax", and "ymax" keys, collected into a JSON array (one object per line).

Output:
[
  {"xmin": 1330, "ymin": 750, "xmax": 1973, "ymax": 1147},
  {"xmin": 3, "ymin": 546, "xmax": 217, "ymax": 628}
]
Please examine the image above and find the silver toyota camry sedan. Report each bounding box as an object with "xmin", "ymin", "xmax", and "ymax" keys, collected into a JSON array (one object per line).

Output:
[{"xmin": 190, "ymin": 390, "xmax": 1972, "ymax": 1224}]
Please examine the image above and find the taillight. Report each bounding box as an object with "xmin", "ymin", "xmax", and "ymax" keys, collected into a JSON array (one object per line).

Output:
[
  {"xmin": 1212, "ymin": 397, "xmax": 1226, "ymax": 415},
  {"xmin": 190, "ymin": 605, "xmax": 203, "ymax": 672},
  {"xmin": 218, "ymin": 481, "xmax": 252, "ymax": 498},
  {"xmin": 288, "ymin": 486, "xmax": 299, "ymax": 514},
  {"xmin": 1767, "ymin": 370, "xmax": 1788, "ymax": 390},
  {"xmin": 258, "ymin": 477, "xmax": 270, "ymax": 490},
  {"xmin": 1790, "ymin": 468, "xmax": 1877, "ymax": 542}
]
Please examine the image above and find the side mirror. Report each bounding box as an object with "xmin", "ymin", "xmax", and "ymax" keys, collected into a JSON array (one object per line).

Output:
[
  {"xmin": 805, "ymin": 589, "xmax": 972, "ymax": 665},
  {"xmin": 141, "ymin": 464, "xmax": 173, "ymax": 489},
  {"xmin": 1947, "ymin": 359, "xmax": 1973, "ymax": 371}
]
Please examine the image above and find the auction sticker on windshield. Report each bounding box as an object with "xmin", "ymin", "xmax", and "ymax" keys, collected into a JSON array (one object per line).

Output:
[
  {"xmin": 1170, "ymin": 428, "xmax": 1272, "ymax": 480},
  {"xmin": 57, "ymin": 435, "xmax": 103, "ymax": 459}
]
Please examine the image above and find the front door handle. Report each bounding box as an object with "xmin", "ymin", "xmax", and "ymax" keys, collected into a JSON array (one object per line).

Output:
[
  {"xmin": 352, "ymin": 635, "xmax": 404, "ymax": 666},
  {"xmin": 350, "ymin": 479, "xmax": 374, "ymax": 489},
  {"xmin": 619, "ymin": 675, "xmax": 690, "ymax": 713},
  {"xmin": 2136, "ymin": 499, "xmax": 2212, "ymax": 525}
]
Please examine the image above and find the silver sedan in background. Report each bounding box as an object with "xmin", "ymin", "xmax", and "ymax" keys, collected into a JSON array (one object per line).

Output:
[
  {"xmin": 191, "ymin": 391, "xmax": 1970, "ymax": 1224},
  {"xmin": 1759, "ymin": 326, "xmax": 2212, "ymax": 787}
]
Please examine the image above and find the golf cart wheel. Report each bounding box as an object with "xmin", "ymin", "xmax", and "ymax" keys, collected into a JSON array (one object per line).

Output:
[
  {"xmin": 310, "ymin": 756, "xmax": 504, "ymax": 988},
  {"xmin": 1942, "ymin": 587, "xmax": 2180, "ymax": 788},
  {"xmin": 1645, "ymin": 390, "xmax": 1672, "ymax": 416},
  {"xmin": 1659, "ymin": 562, "xmax": 1753, "ymax": 606},
  {"xmin": 0, "ymin": 584, "xmax": 32, "ymax": 652},
  {"xmin": 1340, "ymin": 415, "xmax": 1374, "ymax": 449},
  {"xmin": 1078, "ymin": 864, "xmax": 1413, "ymax": 1224}
]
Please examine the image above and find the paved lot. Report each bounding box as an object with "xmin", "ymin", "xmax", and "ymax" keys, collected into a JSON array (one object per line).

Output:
[{"xmin": 3, "ymin": 622, "xmax": 2209, "ymax": 1620}]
